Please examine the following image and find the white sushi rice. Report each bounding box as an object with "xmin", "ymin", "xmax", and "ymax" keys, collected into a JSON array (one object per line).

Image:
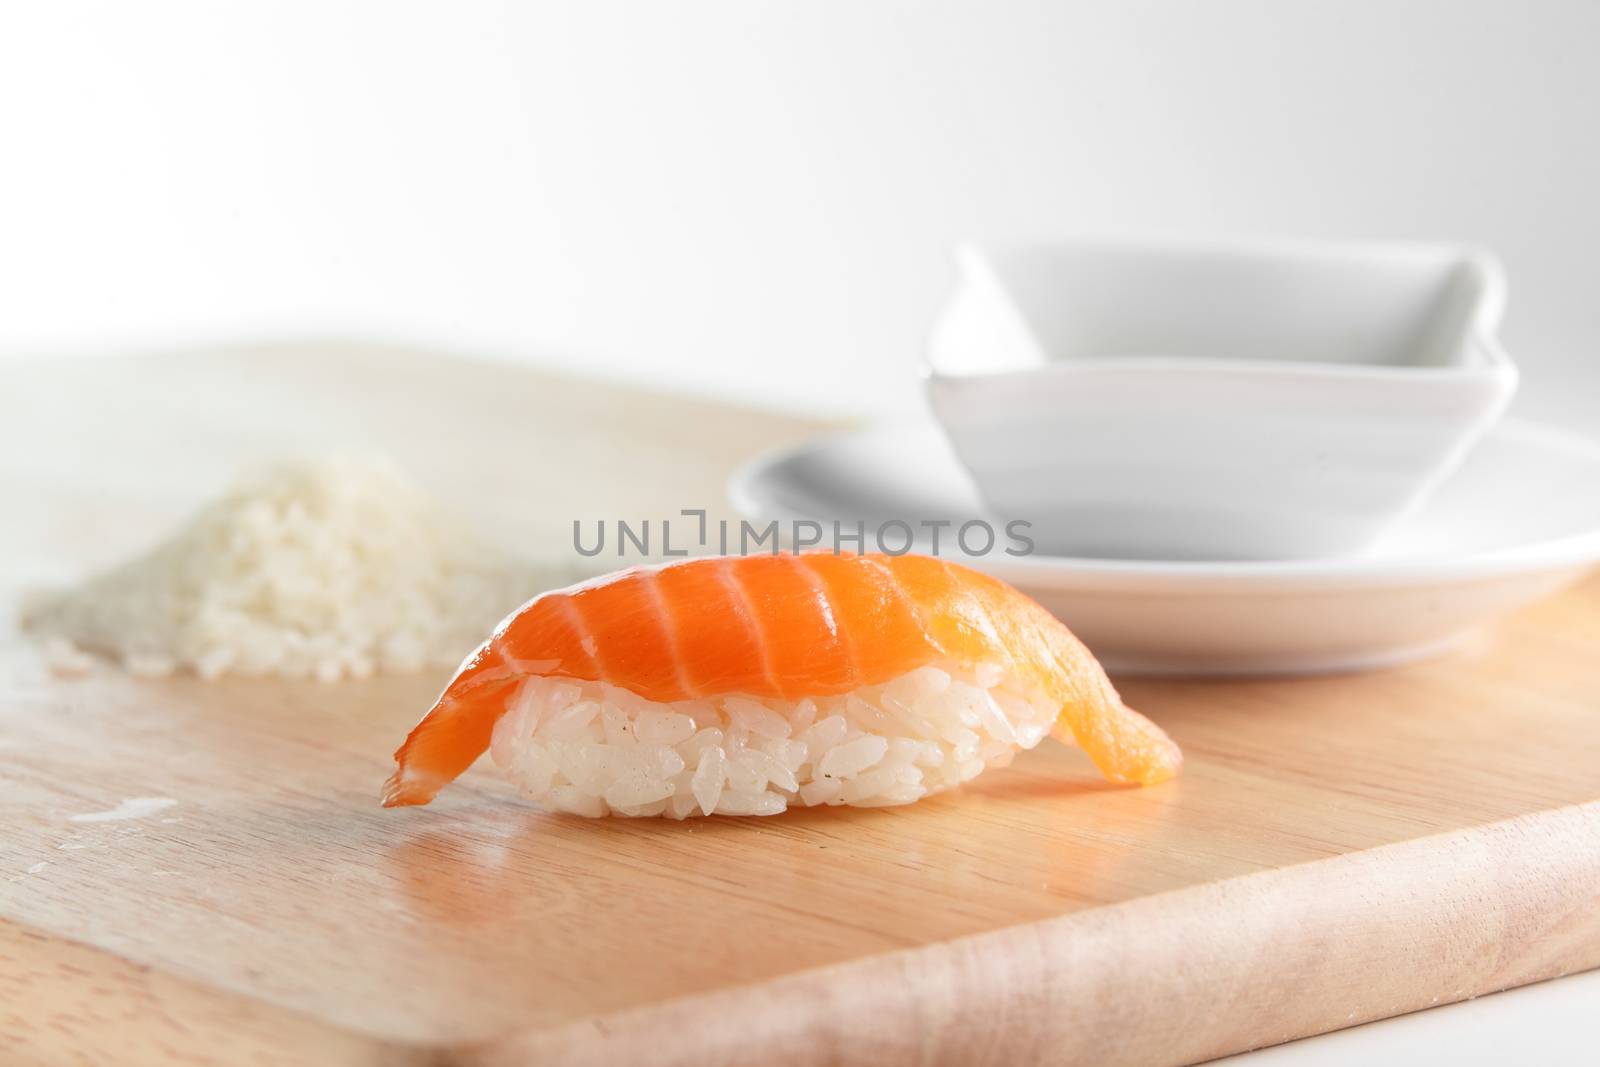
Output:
[
  {"xmin": 488, "ymin": 663, "xmax": 1060, "ymax": 818},
  {"xmin": 23, "ymin": 459, "xmax": 549, "ymax": 682}
]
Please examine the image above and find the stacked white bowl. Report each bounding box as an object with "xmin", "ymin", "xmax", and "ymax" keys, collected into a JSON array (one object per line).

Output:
[{"xmin": 924, "ymin": 238, "xmax": 1518, "ymax": 562}]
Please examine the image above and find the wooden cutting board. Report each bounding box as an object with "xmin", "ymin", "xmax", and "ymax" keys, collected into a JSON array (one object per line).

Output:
[{"xmin": 3, "ymin": 344, "xmax": 1598, "ymax": 1067}]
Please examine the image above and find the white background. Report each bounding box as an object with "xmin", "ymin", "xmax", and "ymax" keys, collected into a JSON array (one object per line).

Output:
[{"xmin": 1, "ymin": 1, "xmax": 1596, "ymax": 424}]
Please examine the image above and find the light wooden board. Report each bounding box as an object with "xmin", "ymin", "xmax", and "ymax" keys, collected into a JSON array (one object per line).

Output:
[{"xmin": 2, "ymin": 343, "xmax": 1598, "ymax": 1066}]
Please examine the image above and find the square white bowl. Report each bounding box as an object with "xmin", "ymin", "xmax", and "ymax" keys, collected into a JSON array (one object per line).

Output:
[{"xmin": 924, "ymin": 237, "xmax": 1518, "ymax": 561}]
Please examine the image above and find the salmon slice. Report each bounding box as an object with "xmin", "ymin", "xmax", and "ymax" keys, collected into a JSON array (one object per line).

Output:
[{"xmin": 383, "ymin": 553, "xmax": 1181, "ymax": 807}]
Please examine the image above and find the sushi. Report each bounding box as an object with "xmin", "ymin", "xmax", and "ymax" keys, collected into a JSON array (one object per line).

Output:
[{"xmin": 383, "ymin": 552, "xmax": 1180, "ymax": 817}]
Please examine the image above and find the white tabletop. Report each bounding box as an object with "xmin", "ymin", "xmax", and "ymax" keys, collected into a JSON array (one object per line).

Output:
[{"xmin": 1226, "ymin": 968, "xmax": 1597, "ymax": 1063}]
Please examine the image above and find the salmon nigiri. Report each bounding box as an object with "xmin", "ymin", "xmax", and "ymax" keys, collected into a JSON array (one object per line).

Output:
[{"xmin": 384, "ymin": 552, "xmax": 1180, "ymax": 817}]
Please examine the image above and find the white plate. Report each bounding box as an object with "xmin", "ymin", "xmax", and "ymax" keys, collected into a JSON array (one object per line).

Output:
[{"xmin": 728, "ymin": 419, "xmax": 1600, "ymax": 676}]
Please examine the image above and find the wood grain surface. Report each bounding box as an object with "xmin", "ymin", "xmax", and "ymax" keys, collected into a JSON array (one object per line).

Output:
[{"xmin": 2, "ymin": 343, "xmax": 1597, "ymax": 1065}]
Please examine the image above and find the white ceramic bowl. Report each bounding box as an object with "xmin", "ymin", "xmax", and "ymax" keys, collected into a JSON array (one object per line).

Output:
[{"xmin": 925, "ymin": 238, "xmax": 1518, "ymax": 561}]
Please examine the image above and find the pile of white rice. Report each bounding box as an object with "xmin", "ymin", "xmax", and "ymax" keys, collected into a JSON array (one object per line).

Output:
[
  {"xmin": 24, "ymin": 459, "xmax": 542, "ymax": 682},
  {"xmin": 489, "ymin": 663, "xmax": 1060, "ymax": 817}
]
